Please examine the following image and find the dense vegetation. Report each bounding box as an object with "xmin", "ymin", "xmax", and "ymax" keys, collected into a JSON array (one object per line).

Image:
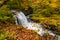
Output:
[{"xmin": 0, "ymin": 0, "xmax": 60, "ymax": 40}]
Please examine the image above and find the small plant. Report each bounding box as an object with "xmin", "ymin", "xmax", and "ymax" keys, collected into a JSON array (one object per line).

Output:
[{"xmin": 0, "ymin": 32, "xmax": 10, "ymax": 40}]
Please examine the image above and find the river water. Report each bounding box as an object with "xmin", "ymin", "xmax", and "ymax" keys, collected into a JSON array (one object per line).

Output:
[{"xmin": 11, "ymin": 10, "xmax": 60, "ymax": 40}]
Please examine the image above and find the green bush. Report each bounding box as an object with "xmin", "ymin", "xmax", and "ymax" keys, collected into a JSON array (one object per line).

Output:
[{"xmin": 0, "ymin": 5, "xmax": 15, "ymax": 24}]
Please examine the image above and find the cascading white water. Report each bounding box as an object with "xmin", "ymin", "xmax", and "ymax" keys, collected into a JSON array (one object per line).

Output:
[{"xmin": 11, "ymin": 10, "xmax": 55, "ymax": 36}]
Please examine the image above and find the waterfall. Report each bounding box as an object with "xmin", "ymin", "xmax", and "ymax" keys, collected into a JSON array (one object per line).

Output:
[{"xmin": 11, "ymin": 10, "xmax": 55, "ymax": 36}]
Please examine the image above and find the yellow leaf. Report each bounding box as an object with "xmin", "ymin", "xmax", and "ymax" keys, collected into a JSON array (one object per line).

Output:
[{"xmin": 49, "ymin": 3, "xmax": 58, "ymax": 8}]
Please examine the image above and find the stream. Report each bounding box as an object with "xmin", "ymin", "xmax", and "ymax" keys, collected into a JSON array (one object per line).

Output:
[
  {"xmin": 11, "ymin": 10, "xmax": 60, "ymax": 40},
  {"xmin": 11, "ymin": 10, "xmax": 56, "ymax": 36}
]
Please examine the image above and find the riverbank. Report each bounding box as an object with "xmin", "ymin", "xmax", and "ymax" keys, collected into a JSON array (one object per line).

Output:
[{"xmin": 0, "ymin": 22, "xmax": 58, "ymax": 40}]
